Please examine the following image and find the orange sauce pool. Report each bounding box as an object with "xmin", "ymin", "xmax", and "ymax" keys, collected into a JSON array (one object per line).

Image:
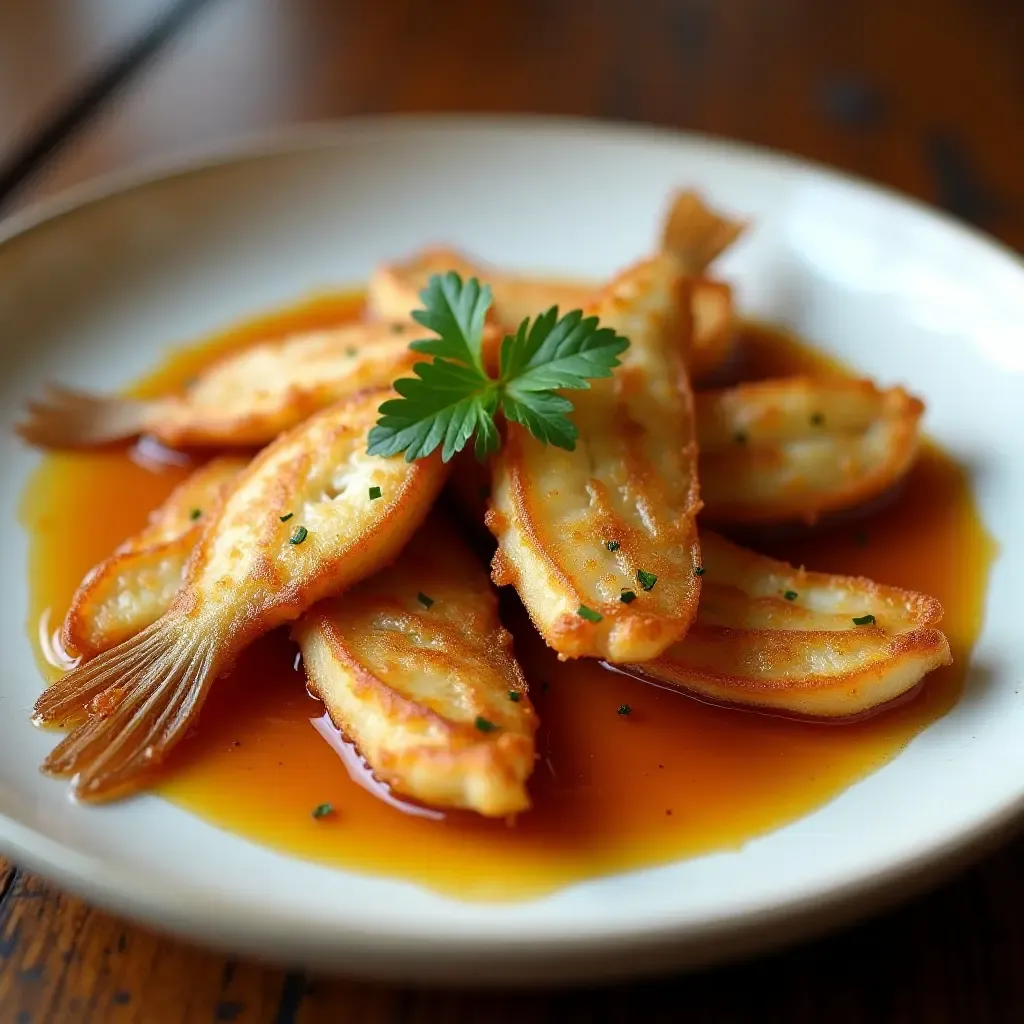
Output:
[{"xmin": 21, "ymin": 294, "xmax": 996, "ymax": 901}]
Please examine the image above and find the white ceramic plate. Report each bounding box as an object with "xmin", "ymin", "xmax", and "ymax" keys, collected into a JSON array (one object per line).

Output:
[{"xmin": 0, "ymin": 116, "xmax": 1021, "ymax": 987}]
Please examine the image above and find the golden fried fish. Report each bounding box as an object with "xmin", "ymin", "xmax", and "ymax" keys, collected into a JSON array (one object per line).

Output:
[
  {"xmin": 16, "ymin": 320, "xmax": 418, "ymax": 450},
  {"xmin": 33, "ymin": 388, "xmax": 449, "ymax": 802},
  {"xmin": 697, "ymin": 376, "xmax": 925, "ymax": 525},
  {"xmin": 294, "ymin": 515, "xmax": 538, "ymax": 818},
  {"xmin": 633, "ymin": 531, "xmax": 951, "ymax": 718},
  {"xmin": 63, "ymin": 456, "xmax": 248, "ymax": 659},
  {"xmin": 485, "ymin": 194, "xmax": 743, "ymax": 663}
]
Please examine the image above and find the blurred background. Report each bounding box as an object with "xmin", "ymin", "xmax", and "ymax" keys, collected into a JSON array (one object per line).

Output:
[
  {"xmin": 1, "ymin": 2, "xmax": 1022, "ymax": 1022},
  {"xmin": 1, "ymin": 0, "xmax": 1021, "ymax": 251}
]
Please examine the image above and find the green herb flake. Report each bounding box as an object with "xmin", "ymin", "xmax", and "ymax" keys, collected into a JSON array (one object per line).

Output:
[
  {"xmin": 694, "ymin": 566, "xmax": 706, "ymax": 577},
  {"xmin": 417, "ymin": 591, "xmax": 434, "ymax": 608},
  {"xmin": 279, "ymin": 512, "xmax": 294, "ymax": 522},
  {"xmin": 189, "ymin": 508, "xmax": 202, "ymax": 521},
  {"xmin": 734, "ymin": 430, "xmax": 749, "ymax": 444},
  {"xmin": 577, "ymin": 604, "xmax": 603, "ymax": 623},
  {"xmin": 619, "ymin": 589, "xmax": 637, "ymax": 604},
  {"xmin": 366, "ymin": 272, "xmax": 630, "ymax": 464},
  {"xmin": 508, "ymin": 691, "xmax": 521, "ymax": 703},
  {"xmin": 605, "ymin": 540, "xmax": 620, "ymax": 552},
  {"xmin": 368, "ymin": 486, "xmax": 382, "ymax": 500},
  {"xmin": 289, "ymin": 526, "xmax": 308, "ymax": 546},
  {"xmin": 810, "ymin": 412, "xmax": 825, "ymax": 426},
  {"xmin": 853, "ymin": 614, "xmax": 876, "ymax": 626},
  {"xmin": 853, "ymin": 530, "xmax": 869, "ymax": 547},
  {"xmin": 345, "ymin": 346, "xmax": 357, "ymax": 357},
  {"xmin": 784, "ymin": 590, "xmax": 798, "ymax": 601},
  {"xmin": 311, "ymin": 803, "xmax": 334, "ymax": 820},
  {"xmin": 637, "ymin": 569, "xmax": 658, "ymax": 592},
  {"xmin": 389, "ymin": 322, "xmax": 406, "ymax": 334},
  {"xmin": 617, "ymin": 704, "xmax": 632, "ymax": 716},
  {"xmin": 475, "ymin": 716, "xmax": 498, "ymax": 733}
]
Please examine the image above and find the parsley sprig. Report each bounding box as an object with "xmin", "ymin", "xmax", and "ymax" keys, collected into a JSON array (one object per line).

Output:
[{"xmin": 367, "ymin": 272, "xmax": 629, "ymax": 462}]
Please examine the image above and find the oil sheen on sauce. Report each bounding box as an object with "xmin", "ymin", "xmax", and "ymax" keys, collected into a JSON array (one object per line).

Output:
[{"xmin": 21, "ymin": 293, "xmax": 996, "ymax": 901}]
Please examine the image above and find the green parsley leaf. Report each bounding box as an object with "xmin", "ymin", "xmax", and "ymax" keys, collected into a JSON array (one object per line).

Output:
[
  {"xmin": 617, "ymin": 704, "xmax": 632, "ymax": 716},
  {"xmin": 605, "ymin": 540, "xmax": 620, "ymax": 551},
  {"xmin": 784, "ymin": 590, "xmax": 798, "ymax": 601},
  {"xmin": 475, "ymin": 716, "xmax": 498, "ymax": 733},
  {"xmin": 637, "ymin": 569, "xmax": 658, "ymax": 591},
  {"xmin": 694, "ymin": 566, "xmax": 706, "ymax": 577},
  {"xmin": 311, "ymin": 802, "xmax": 334, "ymax": 819},
  {"xmin": 417, "ymin": 591, "xmax": 434, "ymax": 608},
  {"xmin": 189, "ymin": 508, "xmax": 202, "ymax": 521},
  {"xmin": 368, "ymin": 486, "xmax": 382, "ymax": 500},
  {"xmin": 279, "ymin": 512, "xmax": 293, "ymax": 522},
  {"xmin": 577, "ymin": 604, "xmax": 603, "ymax": 623},
  {"xmin": 508, "ymin": 691, "xmax": 521, "ymax": 703},
  {"xmin": 368, "ymin": 274, "xmax": 629, "ymax": 464},
  {"xmin": 853, "ymin": 613, "xmax": 876, "ymax": 626},
  {"xmin": 620, "ymin": 589, "xmax": 637, "ymax": 604},
  {"xmin": 289, "ymin": 526, "xmax": 308, "ymax": 545},
  {"xmin": 810, "ymin": 412, "xmax": 825, "ymax": 426}
]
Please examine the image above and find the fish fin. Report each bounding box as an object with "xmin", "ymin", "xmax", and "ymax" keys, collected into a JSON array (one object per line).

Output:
[
  {"xmin": 661, "ymin": 190, "xmax": 747, "ymax": 273},
  {"xmin": 33, "ymin": 617, "xmax": 221, "ymax": 802},
  {"xmin": 15, "ymin": 384, "xmax": 152, "ymax": 449}
]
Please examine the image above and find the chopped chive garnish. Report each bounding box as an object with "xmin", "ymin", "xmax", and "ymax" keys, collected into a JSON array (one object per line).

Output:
[
  {"xmin": 694, "ymin": 566, "xmax": 706, "ymax": 577},
  {"xmin": 475, "ymin": 716, "xmax": 498, "ymax": 732},
  {"xmin": 577, "ymin": 604, "xmax": 603, "ymax": 623},
  {"xmin": 368, "ymin": 486, "xmax": 382, "ymax": 500},
  {"xmin": 810, "ymin": 412, "xmax": 825, "ymax": 426},
  {"xmin": 784, "ymin": 590, "xmax": 798, "ymax": 601},
  {"xmin": 508, "ymin": 691, "xmax": 521, "ymax": 702},
  {"xmin": 189, "ymin": 508, "xmax": 202, "ymax": 521},
  {"xmin": 417, "ymin": 591, "xmax": 434, "ymax": 608},
  {"xmin": 289, "ymin": 526, "xmax": 308, "ymax": 545},
  {"xmin": 617, "ymin": 704, "xmax": 632, "ymax": 716},
  {"xmin": 853, "ymin": 614, "xmax": 876, "ymax": 626},
  {"xmin": 279, "ymin": 512, "xmax": 293, "ymax": 522},
  {"xmin": 637, "ymin": 569, "xmax": 658, "ymax": 591},
  {"xmin": 605, "ymin": 540, "xmax": 620, "ymax": 552},
  {"xmin": 620, "ymin": 589, "xmax": 637, "ymax": 604},
  {"xmin": 734, "ymin": 430, "xmax": 748, "ymax": 444},
  {"xmin": 311, "ymin": 803, "xmax": 334, "ymax": 819}
]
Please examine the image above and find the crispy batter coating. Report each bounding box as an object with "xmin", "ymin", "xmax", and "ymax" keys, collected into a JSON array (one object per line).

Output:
[
  {"xmin": 294, "ymin": 515, "xmax": 538, "ymax": 817},
  {"xmin": 636, "ymin": 531, "xmax": 951, "ymax": 718}
]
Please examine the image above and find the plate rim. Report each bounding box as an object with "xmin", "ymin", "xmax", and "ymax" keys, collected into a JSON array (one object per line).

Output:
[{"xmin": 1, "ymin": 113, "xmax": 1021, "ymax": 980}]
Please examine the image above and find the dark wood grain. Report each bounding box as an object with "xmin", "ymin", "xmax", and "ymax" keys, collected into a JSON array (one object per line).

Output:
[{"xmin": 2, "ymin": 0, "xmax": 1022, "ymax": 1019}]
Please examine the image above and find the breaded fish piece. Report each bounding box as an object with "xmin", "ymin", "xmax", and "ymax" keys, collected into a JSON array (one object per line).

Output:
[
  {"xmin": 366, "ymin": 200, "xmax": 740, "ymax": 380},
  {"xmin": 368, "ymin": 246, "xmax": 596, "ymax": 334},
  {"xmin": 63, "ymin": 456, "xmax": 248, "ymax": 659},
  {"xmin": 485, "ymin": 195, "xmax": 743, "ymax": 663},
  {"xmin": 697, "ymin": 377, "xmax": 925, "ymax": 525},
  {"xmin": 33, "ymin": 389, "xmax": 449, "ymax": 802},
  {"xmin": 16, "ymin": 320, "xmax": 418, "ymax": 450},
  {"xmin": 294, "ymin": 515, "xmax": 538, "ymax": 818},
  {"xmin": 633, "ymin": 531, "xmax": 951, "ymax": 718}
]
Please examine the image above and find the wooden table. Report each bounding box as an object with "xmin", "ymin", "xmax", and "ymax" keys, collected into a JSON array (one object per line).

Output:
[{"xmin": 1, "ymin": 1, "xmax": 1021, "ymax": 1020}]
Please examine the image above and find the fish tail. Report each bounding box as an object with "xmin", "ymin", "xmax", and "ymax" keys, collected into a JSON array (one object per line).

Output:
[
  {"xmin": 33, "ymin": 617, "xmax": 222, "ymax": 802},
  {"xmin": 661, "ymin": 190, "xmax": 747, "ymax": 274},
  {"xmin": 15, "ymin": 384, "xmax": 151, "ymax": 448}
]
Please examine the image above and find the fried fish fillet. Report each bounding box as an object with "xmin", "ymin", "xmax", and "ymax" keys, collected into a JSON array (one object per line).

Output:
[
  {"xmin": 62, "ymin": 456, "xmax": 248, "ymax": 659},
  {"xmin": 366, "ymin": 192, "xmax": 742, "ymax": 381},
  {"xmin": 697, "ymin": 377, "xmax": 925, "ymax": 525},
  {"xmin": 485, "ymin": 194, "xmax": 743, "ymax": 663},
  {"xmin": 294, "ymin": 516, "xmax": 538, "ymax": 818},
  {"xmin": 633, "ymin": 531, "xmax": 951, "ymax": 718},
  {"xmin": 33, "ymin": 389, "xmax": 449, "ymax": 802},
  {"xmin": 16, "ymin": 321, "xmax": 418, "ymax": 450}
]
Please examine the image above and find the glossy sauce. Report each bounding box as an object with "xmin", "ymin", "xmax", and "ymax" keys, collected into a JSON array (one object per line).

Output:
[{"xmin": 21, "ymin": 294, "xmax": 996, "ymax": 900}]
